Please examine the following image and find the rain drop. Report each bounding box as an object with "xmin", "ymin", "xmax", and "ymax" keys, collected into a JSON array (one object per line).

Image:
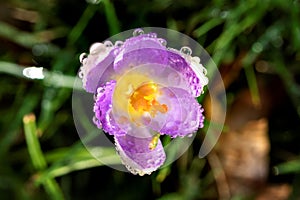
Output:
[
  {"xmin": 180, "ymin": 46, "xmax": 192, "ymax": 56},
  {"xmin": 202, "ymin": 67, "xmax": 207, "ymax": 75},
  {"xmin": 154, "ymin": 159, "xmax": 161, "ymax": 165},
  {"xmin": 78, "ymin": 70, "xmax": 84, "ymax": 78},
  {"xmin": 133, "ymin": 28, "xmax": 144, "ymax": 36},
  {"xmin": 187, "ymin": 133, "xmax": 194, "ymax": 137},
  {"xmin": 193, "ymin": 77, "xmax": 199, "ymax": 84},
  {"xmin": 97, "ymin": 86, "xmax": 105, "ymax": 94},
  {"xmin": 158, "ymin": 38, "xmax": 167, "ymax": 46},
  {"xmin": 190, "ymin": 120, "xmax": 197, "ymax": 127},
  {"xmin": 93, "ymin": 116, "xmax": 100, "ymax": 125},
  {"xmin": 93, "ymin": 93, "xmax": 98, "ymax": 101},
  {"xmin": 147, "ymin": 159, "xmax": 155, "ymax": 165},
  {"xmin": 79, "ymin": 53, "xmax": 88, "ymax": 64},
  {"xmin": 104, "ymin": 40, "xmax": 113, "ymax": 48},
  {"xmin": 115, "ymin": 40, "xmax": 124, "ymax": 47},
  {"xmin": 89, "ymin": 42, "xmax": 103, "ymax": 54},
  {"xmin": 192, "ymin": 56, "xmax": 200, "ymax": 63},
  {"xmin": 147, "ymin": 32, "xmax": 157, "ymax": 38}
]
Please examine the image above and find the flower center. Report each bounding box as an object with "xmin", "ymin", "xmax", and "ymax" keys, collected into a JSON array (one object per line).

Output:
[{"xmin": 129, "ymin": 83, "xmax": 168, "ymax": 117}]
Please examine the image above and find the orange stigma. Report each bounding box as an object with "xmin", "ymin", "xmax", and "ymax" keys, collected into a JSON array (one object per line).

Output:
[{"xmin": 129, "ymin": 83, "xmax": 168, "ymax": 117}]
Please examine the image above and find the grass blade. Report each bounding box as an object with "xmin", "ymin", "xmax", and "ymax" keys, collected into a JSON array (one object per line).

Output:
[{"xmin": 23, "ymin": 114, "xmax": 64, "ymax": 200}]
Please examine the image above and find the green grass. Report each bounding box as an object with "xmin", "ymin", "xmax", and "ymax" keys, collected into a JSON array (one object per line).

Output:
[{"xmin": 0, "ymin": 0, "xmax": 300, "ymax": 199}]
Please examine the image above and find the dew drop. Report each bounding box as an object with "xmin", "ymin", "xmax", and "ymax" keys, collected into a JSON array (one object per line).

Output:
[
  {"xmin": 167, "ymin": 47, "xmax": 178, "ymax": 52},
  {"xmin": 180, "ymin": 46, "xmax": 192, "ymax": 56},
  {"xmin": 192, "ymin": 56, "xmax": 200, "ymax": 63},
  {"xmin": 93, "ymin": 93, "xmax": 98, "ymax": 101},
  {"xmin": 78, "ymin": 70, "xmax": 84, "ymax": 78},
  {"xmin": 154, "ymin": 159, "xmax": 161, "ymax": 165},
  {"xmin": 202, "ymin": 67, "xmax": 207, "ymax": 75},
  {"xmin": 93, "ymin": 116, "xmax": 101, "ymax": 126},
  {"xmin": 193, "ymin": 77, "xmax": 199, "ymax": 84},
  {"xmin": 187, "ymin": 133, "xmax": 194, "ymax": 137},
  {"xmin": 79, "ymin": 53, "xmax": 88, "ymax": 64},
  {"xmin": 97, "ymin": 86, "xmax": 105, "ymax": 94},
  {"xmin": 89, "ymin": 42, "xmax": 103, "ymax": 54},
  {"xmin": 104, "ymin": 40, "xmax": 113, "ymax": 48},
  {"xmin": 147, "ymin": 159, "xmax": 155, "ymax": 165},
  {"xmin": 158, "ymin": 38, "xmax": 167, "ymax": 46},
  {"xmin": 115, "ymin": 40, "xmax": 124, "ymax": 47},
  {"xmin": 147, "ymin": 32, "xmax": 157, "ymax": 38},
  {"xmin": 133, "ymin": 28, "xmax": 144, "ymax": 36},
  {"xmin": 190, "ymin": 120, "xmax": 197, "ymax": 127}
]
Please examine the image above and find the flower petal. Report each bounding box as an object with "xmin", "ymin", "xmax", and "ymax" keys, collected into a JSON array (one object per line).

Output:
[
  {"xmin": 114, "ymin": 128, "xmax": 166, "ymax": 175},
  {"xmin": 148, "ymin": 87, "xmax": 205, "ymax": 138},
  {"xmin": 80, "ymin": 42, "xmax": 116, "ymax": 93},
  {"xmin": 94, "ymin": 80, "xmax": 126, "ymax": 136},
  {"xmin": 167, "ymin": 50, "xmax": 207, "ymax": 97},
  {"xmin": 114, "ymin": 35, "xmax": 168, "ymax": 73},
  {"xmin": 114, "ymin": 35, "xmax": 207, "ymax": 97}
]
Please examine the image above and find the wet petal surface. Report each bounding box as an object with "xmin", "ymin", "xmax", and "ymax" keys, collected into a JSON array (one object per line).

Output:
[{"xmin": 114, "ymin": 128, "xmax": 166, "ymax": 175}]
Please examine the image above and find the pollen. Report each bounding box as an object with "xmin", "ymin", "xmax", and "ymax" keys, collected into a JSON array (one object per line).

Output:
[
  {"xmin": 149, "ymin": 133, "xmax": 160, "ymax": 150},
  {"xmin": 129, "ymin": 83, "xmax": 168, "ymax": 117}
]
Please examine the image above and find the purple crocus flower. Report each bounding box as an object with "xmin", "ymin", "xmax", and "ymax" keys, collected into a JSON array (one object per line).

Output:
[{"xmin": 79, "ymin": 29, "xmax": 208, "ymax": 175}]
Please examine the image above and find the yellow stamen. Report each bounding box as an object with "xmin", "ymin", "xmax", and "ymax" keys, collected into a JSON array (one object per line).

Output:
[
  {"xmin": 149, "ymin": 133, "xmax": 160, "ymax": 150},
  {"xmin": 129, "ymin": 83, "xmax": 168, "ymax": 117}
]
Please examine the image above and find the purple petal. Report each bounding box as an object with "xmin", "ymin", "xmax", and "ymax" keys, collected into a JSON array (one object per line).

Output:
[
  {"xmin": 80, "ymin": 42, "xmax": 117, "ymax": 93},
  {"xmin": 114, "ymin": 128, "xmax": 166, "ymax": 175},
  {"xmin": 167, "ymin": 51, "xmax": 205, "ymax": 97},
  {"xmin": 93, "ymin": 80, "xmax": 126, "ymax": 136},
  {"xmin": 114, "ymin": 35, "xmax": 167, "ymax": 73},
  {"xmin": 148, "ymin": 87, "xmax": 205, "ymax": 138},
  {"xmin": 80, "ymin": 34, "xmax": 208, "ymax": 96},
  {"xmin": 114, "ymin": 35, "xmax": 206, "ymax": 96}
]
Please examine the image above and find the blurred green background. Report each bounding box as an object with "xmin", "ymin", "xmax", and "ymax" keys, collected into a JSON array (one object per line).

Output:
[{"xmin": 1, "ymin": 0, "xmax": 300, "ymax": 199}]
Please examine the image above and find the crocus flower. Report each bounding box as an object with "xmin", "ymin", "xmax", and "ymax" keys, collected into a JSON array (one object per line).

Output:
[{"xmin": 79, "ymin": 29, "xmax": 208, "ymax": 175}]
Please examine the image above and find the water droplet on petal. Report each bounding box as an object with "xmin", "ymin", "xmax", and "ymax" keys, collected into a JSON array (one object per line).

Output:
[
  {"xmin": 93, "ymin": 116, "xmax": 101, "ymax": 126},
  {"xmin": 147, "ymin": 159, "xmax": 155, "ymax": 165},
  {"xmin": 193, "ymin": 77, "xmax": 199, "ymax": 84},
  {"xmin": 89, "ymin": 42, "xmax": 104, "ymax": 54},
  {"xmin": 187, "ymin": 133, "xmax": 194, "ymax": 137},
  {"xmin": 79, "ymin": 53, "xmax": 88, "ymax": 64},
  {"xmin": 180, "ymin": 46, "xmax": 192, "ymax": 56},
  {"xmin": 158, "ymin": 38, "xmax": 167, "ymax": 46},
  {"xmin": 147, "ymin": 32, "xmax": 157, "ymax": 38},
  {"xmin": 203, "ymin": 67, "xmax": 207, "ymax": 75},
  {"xmin": 192, "ymin": 56, "xmax": 200, "ymax": 63},
  {"xmin": 78, "ymin": 71, "xmax": 84, "ymax": 78},
  {"xmin": 167, "ymin": 47, "xmax": 178, "ymax": 52},
  {"xmin": 190, "ymin": 120, "xmax": 197, "ymax": 127},
  {"xmin": 115, "ymin": 40, "xmax": 124, "ymax": 47},
  {"xmin": 154, "ymin": 159, "xmax": 161, "ymax": 165},
  {"xmin": 97, "ymin": 86, "xmax": 105, "ymax": 94},
  {"xmin": 133, "ymin": 28, "xmax": 144, "ymax": 36},
  {"xmin": 93, "ymin": 93, "xmax": 98, "ymax": 101},
  {"xmin": 104, "ymin": 40, "xmax": 113, "ymax": 48}
]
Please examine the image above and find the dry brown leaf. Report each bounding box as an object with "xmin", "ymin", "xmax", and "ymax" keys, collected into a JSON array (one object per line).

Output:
[
  {"xmin": 216, "ymin": 118, "xmax": 270, "ymax": 196},
  {"xmin": 255, "ymin": 184, "xmax": 292, "ymax": 200}
]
